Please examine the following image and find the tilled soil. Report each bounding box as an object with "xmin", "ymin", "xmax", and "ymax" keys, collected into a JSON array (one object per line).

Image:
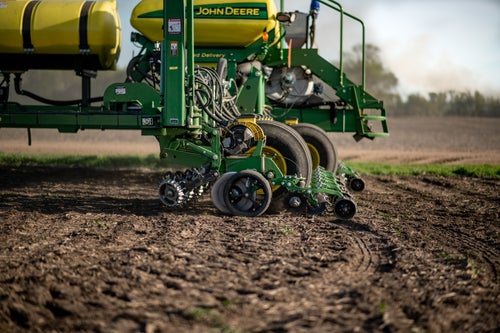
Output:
[{"xmin": 0, "ymin": 166, "xmax": 498, "ymax": 333}]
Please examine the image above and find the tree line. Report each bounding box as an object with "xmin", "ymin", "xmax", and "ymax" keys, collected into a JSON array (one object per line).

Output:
[{"xmin": 341, "ymin": 44, "xmax": 500, "ymax": 117}]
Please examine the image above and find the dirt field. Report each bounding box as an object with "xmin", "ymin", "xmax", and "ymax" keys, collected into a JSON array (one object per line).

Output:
[{"xmin": 0, "ymin": 117, "xmax": 499, "ymax": 332}]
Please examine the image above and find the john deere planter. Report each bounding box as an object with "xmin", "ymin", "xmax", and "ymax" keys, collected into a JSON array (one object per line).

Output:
[{"xmin": 0, "ymin": 0, "xmax": 388, "ymax": 219}]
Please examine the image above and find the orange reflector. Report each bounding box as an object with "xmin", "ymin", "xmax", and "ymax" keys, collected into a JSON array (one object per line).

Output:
[{"xmin": 262, "ymin": 31, "xmax": 269, "ymax": 42}]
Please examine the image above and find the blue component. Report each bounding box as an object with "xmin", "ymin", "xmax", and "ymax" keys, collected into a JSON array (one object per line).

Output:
[{"xmin": 310, "ymin": 0, "xmax": 320, "ymax": 16}]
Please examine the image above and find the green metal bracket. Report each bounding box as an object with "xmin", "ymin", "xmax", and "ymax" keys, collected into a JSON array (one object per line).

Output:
[
  {"xmin": 236, "ymin": 66, "xmax": 266, "ymax": 115},
  {"xmin": 271, "ymin": 167, "xmax": 345, "ymax": 208},
  {"xmin": 103, "ymin": 82, "xmax": 160, "ymax": 110},
  {"xmin": 224, "ymin": 155, "xmax": 283, "ymax": 180}
]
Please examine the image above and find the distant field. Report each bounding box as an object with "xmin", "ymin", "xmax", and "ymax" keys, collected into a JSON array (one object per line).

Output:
[{"xmin": 1, "ymin": 116, "xmax": 499, "ymax": 165}]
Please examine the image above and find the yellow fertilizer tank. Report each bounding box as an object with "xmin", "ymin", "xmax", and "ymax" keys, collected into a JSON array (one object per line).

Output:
[
  {"xmin": 0, "ymin": 0, "xmax": 121, "ymax": 71},
  {"xmin": 131, "ymin": 0, "xmax": 278, "ymax": 47}
]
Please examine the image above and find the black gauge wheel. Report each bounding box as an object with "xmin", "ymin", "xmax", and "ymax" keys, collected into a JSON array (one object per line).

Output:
[{"xmin": 223, "ymin": 170, "xmax": 272, "ymax": 217}]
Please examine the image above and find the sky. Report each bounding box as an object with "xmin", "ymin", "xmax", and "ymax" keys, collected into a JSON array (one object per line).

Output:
[{"xmin": 117, "ymin": 0, "xmax": 500, "ymax": 98}]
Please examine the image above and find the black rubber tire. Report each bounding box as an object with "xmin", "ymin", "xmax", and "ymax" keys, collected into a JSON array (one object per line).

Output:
[
  {"xmin": 257, "ymin": 120, "xmax": 312, "ymax": 199},
  {"xmin": 334, "ymin": 198, "xmax": 356, "ymax": 220},
  {"xmin": 292, "ymin": 123, "xmax": 337, "ymax": 172},
  {"xmin": 223, "ymin": 170, "xmax": 272, "ymax": 217},
  {"xmin": 210, "ymin": 172, "xmax": 236, "ymax": 215}
]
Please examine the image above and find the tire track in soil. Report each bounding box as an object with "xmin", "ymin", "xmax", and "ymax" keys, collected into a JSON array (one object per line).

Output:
[
  {"xmin": 335, "ymin": 221, "xmax": 384, "ymax": 276},
  {"xmin": 291, "ymin": 218, "xmax": 404, "ymax": 332}
]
